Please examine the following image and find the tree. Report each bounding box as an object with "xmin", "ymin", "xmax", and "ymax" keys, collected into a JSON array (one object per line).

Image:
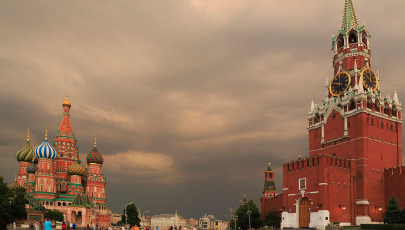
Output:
[
  {"xmin": 385, "ymin": 195, "xmax": 401, "ymax": 224},
  {"xmin": 233, "ymin": 200, "xmax": 262, "ymax": 230},
  {"xmin": 10, "ymin": 187, "xmax": 27, "ymax": 221},
  {"xmin": 0, "ymin": 176, "xmax": 14, "ymax": 230},
  {"xmin": 263, "ymin": 209, "xmax": 280, "ymax": 227},
  {"xmin": 125, "ymin": 203, "xmax": 141, "ymax": 227},
  {"xmin": 44, "ymin": 210, "xmax": 64, "ymax": 222}
]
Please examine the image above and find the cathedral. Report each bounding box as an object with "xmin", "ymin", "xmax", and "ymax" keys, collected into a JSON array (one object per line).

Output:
[
  {"xmin": 261, "ymin": 0, "xmax": 403, "ymax": 229},
  {"xmin": 9, "ymin": 95, "xmax": 110, "ymax": 226}
]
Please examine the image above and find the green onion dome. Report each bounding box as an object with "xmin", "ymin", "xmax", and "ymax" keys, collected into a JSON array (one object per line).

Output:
[
  {"xmin": 8, "ymin": 175, "xmax": 22, "ymax": 191},
  {"xmin": 86, "ymin": 136, "xmax": 103, "ymax": 164},
  {"xmin": 68, "ymin": 160, "xmax": 85, "ymax": 176},
  {"xmin": 16, "ymin": 129, "xmax": 36, "ymax": 162},
  {"xmin": 26, "ymin": 161, "xmax": 38, "ymax": 174}
]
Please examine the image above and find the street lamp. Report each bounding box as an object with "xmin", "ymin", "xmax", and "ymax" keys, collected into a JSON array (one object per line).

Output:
[
  {"xmin": 240, "ymin": 200, "xmax": 251, "ymax": 230},
  {"xmin": 142, "ymin": 210, "xmax": 149, "ymax": 228}
]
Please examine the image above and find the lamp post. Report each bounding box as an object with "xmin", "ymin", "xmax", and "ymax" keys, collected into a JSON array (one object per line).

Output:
[
  {"xmin": 142, "ymin": 210, "xmax": 149, "ymax": 228},
  {"xmin": 240, "ymin": 200, "xmax": 251, "ymax": 230}
]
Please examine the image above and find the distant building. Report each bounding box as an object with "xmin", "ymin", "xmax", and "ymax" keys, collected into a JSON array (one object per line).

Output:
[
  {"xmin": 111, "ymin": 213, "xmax": 122, "ymax": 225},
  {"xmin": 141, "ymin": 216, "xmax": 151, "ymax": 227},
  {"xmin": 188, "ymin": 218, "xmax": 198, "ymax": 227},
  {"xmin": 214, "ymin": 220, "xmax": 228, "ymax": 230},
  {"xmin": 151, "ymin": 212, "xmax": 187, "ymax": 229},
  {"xmin": 198, "ymin": 214, "xmax": 215, "ymax": 229}
]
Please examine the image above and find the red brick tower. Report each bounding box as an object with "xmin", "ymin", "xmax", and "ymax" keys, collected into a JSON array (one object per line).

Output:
[
  {"xmin": 261, "ymin": 1, "xmax": 403, "ymax": 229},
  {"xmin": 260, "ymin": 163, "xmax": 282, "ymax": 219},
  {"xmin": 307, "ymin": 0, "xmax": 402, "ymax": 225}
]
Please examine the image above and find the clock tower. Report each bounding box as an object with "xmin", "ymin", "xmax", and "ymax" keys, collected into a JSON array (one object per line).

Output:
[
  {"xmin": 308, "ymin": 0, "xmax": 402, "ymax": 225},
  {"xmin": 261, "ymin": 1, "xmax": 404, "ymax": 229}
]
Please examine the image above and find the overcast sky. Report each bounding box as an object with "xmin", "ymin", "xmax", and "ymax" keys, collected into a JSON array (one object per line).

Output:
[{"xmin": 1, "ymin": 0, "xmax": 405, "ymax": 220}]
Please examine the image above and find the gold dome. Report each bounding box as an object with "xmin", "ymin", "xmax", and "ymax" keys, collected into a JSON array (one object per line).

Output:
[{"xmin": 62, "ymin": 95, "xmax": 71, "ymax": 108}]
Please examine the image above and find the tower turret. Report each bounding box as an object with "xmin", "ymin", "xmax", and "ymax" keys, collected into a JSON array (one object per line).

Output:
[
  {"xmin": 332, "ymin": 0, "xmax": 371, "ymax": 84},
  {"xmin": 34, "ymin": 128, "xmax": 57, "ymax": 200},
  {"xmin": 84, "ymin": 135, "xmax": 106, "ymax": 205},
  {"xmin": 16, "ymin": 128, "xmax": 36, "ymax": 188},
  {"xmin": 53, "ymin": 93, "xmax": 78, "ymax": 193},
  {"xmin": 263, "ymin": 163, "xmax": 277, "ymax": 197}
]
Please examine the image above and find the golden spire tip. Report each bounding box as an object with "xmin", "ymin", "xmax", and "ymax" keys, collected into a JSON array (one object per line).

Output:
[
  {"xmin": 27, "ymin": 128, "xmax": 30, "ymax": 142},
  {"xmin": 45, "ymin": 127, "xmax": 48, "ymax": 140},
  {"xmin": 94, "ymin": 135, "xmax": 97, "ymax": 147}
]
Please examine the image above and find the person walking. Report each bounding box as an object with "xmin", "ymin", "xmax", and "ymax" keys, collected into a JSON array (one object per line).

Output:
[
  {"xmin": 67, "ymin": 222, "xmax": 70, "ymax": 230},
  {"xmin": 44, "ymin": 219, "xmax": 53, "ymax": 230},
  {"xmin": 155, "ymin": 227, "xmax": 159, "ymax": 230},
  {"xmin": 40, "ymin": 221, "xmax": 43, "ymax": 230},
  {"xmin": 62, "ymin": 222, "xmax": 67, "ymax": 230},
  {"xmin": 72, "ymin": 223, "xmax": 76, "ymax": 230},
  {"xmin": 13, "ymin": 222, "xmax": 16, "ymax": 230}
]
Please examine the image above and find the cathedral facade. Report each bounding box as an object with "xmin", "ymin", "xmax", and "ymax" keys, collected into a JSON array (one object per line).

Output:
[
  {"xmin": 9, "ymin": 95, "xmax": 110, "ymax": 227},
  {"xmin": 261, "ymin": 0, "xmax": 403, "ymax": 229}
]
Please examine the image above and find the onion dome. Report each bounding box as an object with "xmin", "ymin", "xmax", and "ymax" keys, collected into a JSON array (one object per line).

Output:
[
  {"xmin": 35, "ymin": 128, "xmax": 57, "ymax": 160},
  {"xmin": 68, "ymin": 160, "xmax": 85, "ymax": 176},
  {"xmin": 86, "ymin": 135, "xmax": 104, "ymax": 164},
  {"xmin": 8, "ymin": 174, "xmax": 22, "ymax": 191},
  {"xmin": 62, "ymin": 92, "xmax": 71, "ymax": 108},
  {"xmin": 26, "ymin": 161, "xmax": 38, "ymax": 174},
  {"xmin": 16, "ymin": 129, "xmax": 36, "ymax": 162}
]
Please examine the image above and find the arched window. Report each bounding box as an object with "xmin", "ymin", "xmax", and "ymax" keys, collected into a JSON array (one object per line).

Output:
[
  {"xmin": 349, "ymin": 100, "xmax": 356, "ymax": 111},
  {"xmin": 58, "ymin": 202, "xmax": 61, "ymax": 206},
  {"xmin": 63, "ymin": 202, "xmax": 66, "ymax": 206},
  {"xmin": 384, "ymin": 103, "xmax": 390, "ymax": 115},
  {"xmin": 375, "ymin": 100, "xmax": 380, "ymax": 112},
  {"xmin": 367, "ymin": 97, "xmax": 372, "ymax": 109},
  {"xmin": 269, "ymin": 173, "xmax": 272, "ymax": 179},
  {"xmin": 337, "ymin": 35, "xmax": 344, "ymax": 48},
  {"xmin": 393, "ymin": 106, "xmax": 398, "ymax": 117},
  {"xmin": 390, "ymin": 124, "xmax": 394, "ymax": 131},
  {"xmin": 362, "ymin": 32, "xmax": 368, "ymax": 47},
  {"xmin": 315, "ymin": 114, "xmax": 321, "ymax": 124},
  {"xmin": 349, "ymin": 32, "xmax": 357, "ymax": 44}
]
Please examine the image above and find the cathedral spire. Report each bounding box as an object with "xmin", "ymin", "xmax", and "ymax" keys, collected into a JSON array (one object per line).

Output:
[
  {"xmin": 56, "ymin": 94, "xmax": 75, "ymax": 139},
  {"xmin": 341, "ymin": 0, "xmax": 359, "ymax": 30}
]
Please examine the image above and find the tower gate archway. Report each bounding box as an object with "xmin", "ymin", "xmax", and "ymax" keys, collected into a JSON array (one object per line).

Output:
[{"xmin": 299, "ymin": 197, "xmax": 310, "ymax": 228}]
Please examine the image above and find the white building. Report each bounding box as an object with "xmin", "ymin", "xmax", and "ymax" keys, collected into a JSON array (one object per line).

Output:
[{"xmin": 151, "ymin": 212, "xmax": 187, "ymax": 229}]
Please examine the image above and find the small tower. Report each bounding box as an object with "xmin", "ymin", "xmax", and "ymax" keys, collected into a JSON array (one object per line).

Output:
[
  {"xmin": 16, "ymin": 128, "xmax": 36, "ymax": 188},
  {"xmin": 263, "ymin": 163, "xmax": 278, "ymax": 197},
  {"xmin": 34, "ymin": 128, "xmax": 57, "ymax": 200},
  {"xmin": 84, "ymin": 135, "xmax": 106, "ymax": 205}
]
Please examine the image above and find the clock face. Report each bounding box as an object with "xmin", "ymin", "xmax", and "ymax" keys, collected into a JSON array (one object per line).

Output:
[
  {"xmin": 329, "ymin": 72, "xmax": 351, "ymax": 96},
  {"xmin": 361, "ymin": 68, "xmax": 378, "ymax": 91}
]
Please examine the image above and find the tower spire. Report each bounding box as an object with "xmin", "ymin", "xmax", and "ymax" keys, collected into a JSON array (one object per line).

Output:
[
  {"xmin": 310, "ymin": 94, "xmax": 315, "ymax": 113},
  {"xmin": 27, "ymin": 128, "xmax": 30, "ymax": 142},
  {"xmin": 45, "ymin": 127, "xmax": 48, "ymax": 140},
  {"xmin": 341, "ymin": 0, "xmax": 359, "ymax": 30},
  {"xmin": 393, "ymin": 85, "xmax": 399, "ymax": 103},
  {"xmin": 94, "ymin": 135, "xmax": 97, "ymax": 148}
]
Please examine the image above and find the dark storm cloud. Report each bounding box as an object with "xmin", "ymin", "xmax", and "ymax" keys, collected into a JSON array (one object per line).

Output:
[{"xmin": 1, "ymin": 0, "xmax": 405, "ymax": 219}]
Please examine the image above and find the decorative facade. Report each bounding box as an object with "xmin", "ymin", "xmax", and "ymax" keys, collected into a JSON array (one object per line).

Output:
[
  {"xmin": 11, "ymin": 95, "xmax": 110, "ymax": 227},
  {"xmin": 261, "ymin": 1, "xmax": 403, "ymax": 229}
]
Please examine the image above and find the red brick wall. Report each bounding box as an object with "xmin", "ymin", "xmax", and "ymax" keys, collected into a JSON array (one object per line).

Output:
[{"xmin": 260, "ymin": 193, "xmax": 284, "ymax": 219}]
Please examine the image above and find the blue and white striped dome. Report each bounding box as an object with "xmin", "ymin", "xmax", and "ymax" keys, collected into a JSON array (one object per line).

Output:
[{"xmin": 35, "ymin": 129, "xmax": 57, "ymax": 160}]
